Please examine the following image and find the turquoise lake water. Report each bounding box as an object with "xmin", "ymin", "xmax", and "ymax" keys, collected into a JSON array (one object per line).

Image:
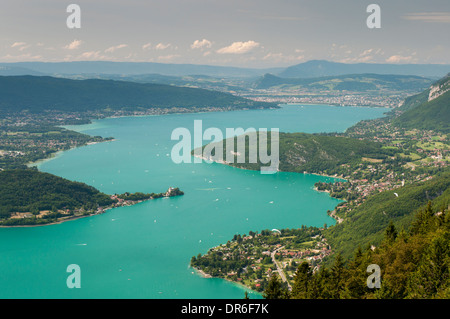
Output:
[{"xmin": 0, "ymin": 104, "xmax": 388, "ymax": 299}]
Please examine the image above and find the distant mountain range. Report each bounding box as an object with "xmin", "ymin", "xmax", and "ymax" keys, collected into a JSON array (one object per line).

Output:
[
  {"xmin": 278, "ymin": 60, "xmax": 450, "ymax": 79},
  {"xmin": 0, "ymin": 61, "xmax": 283, "ymax": 78},
  {"xmin": 0, "ymin": 60, "xmax": 449, "ymax": 78},
  {"xmin": 255, "ymin": 73, "xmax": 433, "ymax": 93},
  {"xmin": 0, "ymin": 75, "xmax": 276, "ymax": 113}
]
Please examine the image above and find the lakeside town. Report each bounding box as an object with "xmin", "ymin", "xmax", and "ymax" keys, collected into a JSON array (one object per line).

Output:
[
  {"xmin": 191, "ymin": 227, "xmax": 332, "ymax": 293},
  {"xmin": 242, "ymin": 92, "xmax": 404, "ymax": 108}
]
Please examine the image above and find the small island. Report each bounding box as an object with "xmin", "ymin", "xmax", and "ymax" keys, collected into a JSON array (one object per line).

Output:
[{"xmin": 0, "ymin": 169, "xmax": 184, "ymax": 227}]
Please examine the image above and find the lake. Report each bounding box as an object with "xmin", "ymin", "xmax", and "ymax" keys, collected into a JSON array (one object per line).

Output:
[{"xmin": 0, "ymin": 104, "xmax": 388, "ymax": 298}]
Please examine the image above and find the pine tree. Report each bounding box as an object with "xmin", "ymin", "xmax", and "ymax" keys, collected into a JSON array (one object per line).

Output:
[
  {"xmin": 384, "ymin": 220, "xmax": 398, "ymax": 244},
  {"xmin": 262, "ymin": 273, "xmax": 287, "ymax": 299},
  {"xmin": 343, "ymin": 246, "xmax": 369, "ymax": 299},
  {"xmin": 407, "ymin": 230, "xmax": 450, "ymax": 298},
  {"xmin": 291, "ymin": 261, "xmax": 312, "ymax": 299},
  {"xmin": 329, "ymin": 253, "xmax": 346, "ymax": 298}
]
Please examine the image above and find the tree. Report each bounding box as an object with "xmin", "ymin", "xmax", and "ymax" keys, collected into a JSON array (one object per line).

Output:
[
  {"xmin": 383, "ymin": 220, "xmax": 398, "ymax": 244},
  {"xmin": 329, "ymin": 253, "xmax": 346, "ymax": 298},
  {"xmin": 342, "ymin": 246, "xmax": 370, "ymax": 298},
  {"xmin": 262, "ymin": 273, "xmax": 288, "ymax": 299},
  {"xmin": 407, "ymin": 230, "xmax": 450, "ymax": 298},
  {"xmin": 410, "ymin": 201, "xmax": 435, "ymax": 235},
  {"xmin": 292, "ymin": 261, "xmax": 312, "ymax": 299}
]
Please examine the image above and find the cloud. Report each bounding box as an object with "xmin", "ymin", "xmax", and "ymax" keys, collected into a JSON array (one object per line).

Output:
[
  {"xmin": 337, "ymin": 47, "xmax": 384, "ymax": 63},
  {"xmin": 142, "ymin": 43, "xmax": 152, "ymax": 50},
  {"xmin": 155, "ymin": 43, "xmax": 172, "ymax": 50},
  {"xmin": 191, "ymin": 39, "xmax": 212, "ymax": 50},
  {"xmin": 157, "ymin": 54, "xmax": 181, "ymax": 61},
  {"xmin": 105, "ymin": 44, "xmax": 128, "ymax": 53},
  {"xmin": 64, "ymin": 40, "xmax": 82, "ymax": 50},
  {"xmin": 386, "ymin": 55, "xmax": 415, "ymax": 63},
  {"xmin": 216, "ymin": 41, "xmax": 260, "ymax": 54},
  {"xmin": 360, "ymin": 49, "xmax": 373, "ymax": 56},
  {"xmin": 402, "ymin": 12, "xmax": 450, "ymax": 23},
  {"xmin": 11, "ymin": 42, "xmax": 31, "ymax": 51},
  {"xmin": 1, "ymin": 53, "xmax": 42, "ymax": 62},
  {"xmin": 11, "ymin": 42, "xmax": 26, "ymax": 48},
  {"xmin": 79, "ymin": 51, "xmax": 107, "ymax": 60}
]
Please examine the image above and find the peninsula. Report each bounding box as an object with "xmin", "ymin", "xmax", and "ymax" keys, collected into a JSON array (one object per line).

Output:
[{"xmin": 0, "ymin": 169, "xmax": 184, "ymax": 226}]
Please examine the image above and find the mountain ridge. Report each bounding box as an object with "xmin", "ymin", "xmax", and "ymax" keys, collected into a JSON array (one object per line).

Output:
[
  {"xmin": 0, "ymin": 75, "xmax": 277, "ymax": 114},
  {"xmin": 1, "ymin": 60, "xmax": 449, "ymax": 79},
  {"xmin": 394, "ymin": 74, "xmax": 450, "ymax": 133},
  {"xmin": 278, "ymin": 60, "xmax": 450, "ymax": 79},
  {"xmin": 255, "ymin": 73, "xmax": 433, "ymax": 93}
]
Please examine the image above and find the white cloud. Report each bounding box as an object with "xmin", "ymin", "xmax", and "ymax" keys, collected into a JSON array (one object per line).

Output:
[
  {"xmin": 386, "ymin": 55, "xmax": 415, "ymax": 63},
  {"xmin": 191, "ymin": 39, "xmax": 212, "ymax": 50},
  {"xmin": 360, "ymin": 49, "xmax": 373, "ymax": 56},
  {"xmin": 64, "ymin": 40, "xmax": 82, "ymax": 50},
  {"xmin": 11, "ymin": 42, "xmax": 26, "ymax": 48},
  {"xmin": 79, "ymin": 51, "xmax": 107, "ymax": 60},
  {"xmin": 216, "ymin": 41, "xmax": 260, "ymax": 54},
  {"xmin": 157, "ymin": 54, "xmax": 181, "ymax": 61},
  {"xmin": 357, "ymin": 55, "xmax": 374, "ymax": 63},
  {"xmin": 155, "ymin": 43, "xmax": 172, "ymax": 50},
  {"xmin": 105, "ymin": 44, "xmax": 128, "ymax": 53},
  {"xmin": 0, "ymin": 53, "xmax": 42, "ymax": 62},
  {"xmin": 11, "ymin": 42, "xmax": 31, "ymax": 51},
  {"xmin": 142, "ymin": 42, "xmax": 152, "ymax": 50}
]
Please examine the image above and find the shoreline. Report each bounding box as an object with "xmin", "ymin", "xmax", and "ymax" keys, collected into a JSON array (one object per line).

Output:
[
  {"xmin": 0, "ymin": 211, "xmax": 101, "ymax": 228},
  {"xmin": 0, "ymin": 190, "xmax": 183, "ymax": 228},
  {"xmin": 26, "ymin": 138, "xmax": 117, "ymax": 169},
  {"xmin": 191, "ymin": 266, "xmax": 263, "ymax": 297},
  {"xmin": 26, "ymin": 105, "xmax": 277, "ymax": 169},
  {"xmin": 71, "ymin": 105, "xmax": 280, "ymax": 126},
  {"xmin": 0, "ymin": 203, "xmax": 119, "ymax": 228}
]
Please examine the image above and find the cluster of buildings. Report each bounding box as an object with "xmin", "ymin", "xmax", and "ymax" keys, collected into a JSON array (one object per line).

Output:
[{"xmin": 243, "ymin": 92, "xmax": 402, "ymax": 108}]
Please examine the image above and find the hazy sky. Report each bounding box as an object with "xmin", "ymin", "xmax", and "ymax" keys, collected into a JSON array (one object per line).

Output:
[{"xmin": 1, "ymin": 0, "xmax": 449, "ymax": 67}]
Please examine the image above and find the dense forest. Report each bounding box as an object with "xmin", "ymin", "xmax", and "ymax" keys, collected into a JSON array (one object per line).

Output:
[
  {"xmin": 264, "ymin": 196, "xmax": 449, "ymax": 299},
  {"xmin": 0, "ymin": 75, "xmax": 277, "ymax": 114},
  {"xmin": 324, "ymin": 171, "xmax": 450, "ymax": 260},
  {"xmin": 393, "ymin": 74, "xmax": 449, "ymax": 133},
  {"xmin": 0, "ymin": 169, "xmax": 184, "ymax": 226},
  {"xmin": 203, "ymin": 131, "xmax": 398, "ymax": 175},
  {"xmin": 394, "ymin": 90, "xmax": 450, "ymax": 133},
  {"xmin": 0, "ymin": 169, "xmax": 114, "ymax": 218}
]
